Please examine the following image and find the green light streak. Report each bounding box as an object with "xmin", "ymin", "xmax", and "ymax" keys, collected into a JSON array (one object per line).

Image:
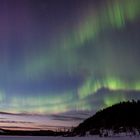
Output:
[
  {"xmin": 76, "ymin": 99, "xmax": 92, "ymax": 111},
  {"xmin": 0, "ymin": 90, "xmax": 5, "ymax": 103},
  {"xmin": 13, "ymin": 0, "xmax": 140, "ymax": 114},
  {"xmin": 23, "ymin": 0, "xmax": 140, "ymax": 79},
  {"xmin": 61, "ymin": 0, "xmax": 140, "ymax": 50},
  {"xmin": 7, "ymin": 91, "xmax": 94, "ymax": 114},
  {"xmin": 104, "ymin": 94, "xmax": 126, "ymax": 107},
  {"xmin": 10, "ymin": 92, "xmax": 74, "ymax": 114},
  {"xmin": 78, "ymin": 77, "xmax": 140, "ymax": 99},
  {"xmin": 106, "ymin": 1, "xmax": 125, "ymax": 28}
]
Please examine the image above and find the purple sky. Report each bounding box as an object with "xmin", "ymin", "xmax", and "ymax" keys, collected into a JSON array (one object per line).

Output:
[{"xmin": 0, "ymin": 0, "xmax": 140, "ymax": 130}]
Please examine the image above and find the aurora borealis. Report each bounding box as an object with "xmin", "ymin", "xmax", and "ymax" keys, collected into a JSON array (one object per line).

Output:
[{"xmin": 0, "ymin": 0, "xmax": 140, "ymax": 130}]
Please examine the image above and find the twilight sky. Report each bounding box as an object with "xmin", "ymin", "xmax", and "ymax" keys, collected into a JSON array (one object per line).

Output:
[{"xmin": 0, "ymin": 0, "xmax": 140, "ymax": 130}]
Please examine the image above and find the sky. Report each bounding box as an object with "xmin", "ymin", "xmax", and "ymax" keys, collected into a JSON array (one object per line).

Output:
[{"xmin": 0, "ymin": 0, "xmax": 140, "ymax": 130}]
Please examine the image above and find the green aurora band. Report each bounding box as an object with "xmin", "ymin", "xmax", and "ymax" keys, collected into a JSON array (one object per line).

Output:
[
  {"xmin": 1, "ymin": 0, "xmax": 140, "ymax": 115},
  {"xmin": 22, "ymin": 0, "xmax": 140, "ymax": 113}
]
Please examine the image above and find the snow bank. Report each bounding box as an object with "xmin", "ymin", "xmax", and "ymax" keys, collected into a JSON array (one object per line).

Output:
[{"xmin": 0, "ymin": 136, "xmax": 139, "ymax": 140}]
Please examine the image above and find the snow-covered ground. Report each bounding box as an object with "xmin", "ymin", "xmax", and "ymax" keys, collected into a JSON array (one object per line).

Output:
[{"xmin": 0, "ymin": 136, "xmax": 139, "ymax": 140}]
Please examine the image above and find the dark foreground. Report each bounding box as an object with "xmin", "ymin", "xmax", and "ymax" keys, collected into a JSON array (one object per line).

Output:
[{"xmin": 0, "ymin": 136, "xmax": 139, "ymax": 140}]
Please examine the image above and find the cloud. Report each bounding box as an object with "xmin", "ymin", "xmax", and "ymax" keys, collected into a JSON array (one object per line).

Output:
[
  {"xmin": 0, "ymin": 120, "xmax": 33, "ymax": 124},
  {"xmin": 0, "ymin": 126, "xmax": 40, "ymax": 130},
  {"xmin": 51, "ymin": 115, "xmax": 85, "ymax": 121}
]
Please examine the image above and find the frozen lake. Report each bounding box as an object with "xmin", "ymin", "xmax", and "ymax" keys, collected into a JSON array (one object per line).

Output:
[{"xmin": 0, "ymin": 136, "xmax": 139, "ymax": 140}]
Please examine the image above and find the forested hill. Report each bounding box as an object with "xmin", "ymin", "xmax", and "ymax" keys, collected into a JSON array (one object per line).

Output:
[{"xmin": 73, "ymin": 100, "xmax": 140, "ymax": 135}]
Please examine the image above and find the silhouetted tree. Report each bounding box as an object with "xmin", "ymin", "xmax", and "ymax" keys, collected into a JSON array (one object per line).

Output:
[{"xmin": 73, "ymin": 100, "xmax": 140, "ymax": 136}]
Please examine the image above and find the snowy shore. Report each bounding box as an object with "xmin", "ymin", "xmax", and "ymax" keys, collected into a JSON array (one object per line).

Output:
[{"xmin": 0, "ymin": 136, "xmax": 139, "ymax": 140}]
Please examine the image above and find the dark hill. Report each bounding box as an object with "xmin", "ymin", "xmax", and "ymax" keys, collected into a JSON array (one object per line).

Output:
[{"xmin": 73, "ymin": 100, "xmax": 140, "ymax": 136}]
